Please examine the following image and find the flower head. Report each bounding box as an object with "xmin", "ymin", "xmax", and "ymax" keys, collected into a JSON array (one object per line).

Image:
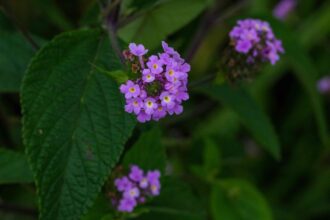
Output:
[
  {"xmin": 120, "ymin": 42, "xmax": 190, "ymax": 123},
  {"xmin": 111, "ymin": 165, "xmax": 161, "ymax": 213},
  {"xmin": 229, "ymin": 18, "xmax": 284, "ymax": 65},
  {"xmin": 273, "ymin": 0, "xmax": 296, "ymax": 20}
]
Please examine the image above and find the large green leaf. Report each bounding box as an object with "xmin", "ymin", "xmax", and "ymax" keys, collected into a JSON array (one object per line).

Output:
[
  {"xmin": 21, "ymin": 29, "xmax": 136, "ymax": 220},
  {"xmin": 118, "ymin": 0, "xmax": 208, "ymax": 49},
  {"xmin": 199, "ymin": 84, "xmax": 281, "ymax": 159},
  {"xmin": 211, "ymin": 179, "xmax": 272, "ymax": 220},
  {"xmin": 123, "ymin": 127, "xmax": 166, "ymax": 172},
  {"xmin": 0, "ymin": 31, "xmax": 36, "ymax": 92},
  {"xmin": 136, "ymin": 177, "xmax": 206, "ymax": 220},
  {"xmin": 0, "ymin": 148, "xmax": 33, "ymax": 184}
]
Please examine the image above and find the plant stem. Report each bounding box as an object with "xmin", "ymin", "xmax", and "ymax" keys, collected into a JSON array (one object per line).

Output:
[
  {"xmin": 100, "ymin": 0, "xmax": 125, "ymax": 65},
  {"xmin": 185, "ymin": 0, "xmax": 248, "ymax": 63},
  {"xmin": 0, "ymin": 6, "xmax": 39, "ymax": 51}
]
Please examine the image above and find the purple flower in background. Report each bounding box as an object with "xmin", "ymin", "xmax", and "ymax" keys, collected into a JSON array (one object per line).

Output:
[
  {"xmin": 111, "ymin": 165, "xmax": 161, "ymax": 213},
  {"xmin": 317, "ymin": 76, "xmax": 330, "ymax": 94},
  {"xmin": 229, "ymin": 18, "xmax": 284, "ymax": 65},
  {"xmin": 129, "ymin": 43, "xmax": 148, "ymax": 56},
  {"xmin": 129, "ymin": 165, "xmax": 144, "ymax": 182},
  {"xmin": 115, "ymin": 177, "xmax": 132, "ymax": 192},
  {"xmin": 119, "ymin": 41, "xmax": 190, "ymax": 123},
  {"xmin": 236, "ymin": 40, "xmax": 252, "ymax": 53},
  {"xmin": 273, "ymin": 0, "xmax": 296, "ymax": 20},
  {"xmin": 118, "ymin": 197, "xmax": 137, "ymax": 212},
  {"xmin": 123, "ymin": 187, "xmax": 140, "ymax": 199}
]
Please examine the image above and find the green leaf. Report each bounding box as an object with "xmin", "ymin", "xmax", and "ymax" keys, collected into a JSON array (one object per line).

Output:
[
  {"xmin": 0, "ymin": 31, "xmax": 37, "ymax": 92},
  {"xmin": 0, "ymin": 148, "xmax": 33, "ymax": 184},
  {"xmin": 123, "ymin": 127, "xmax": 166, "ymax": 172},
  {"xmin": 199, "ymin": 84, "xmax": 281, "ymax": 159},
  {"xmin": 118, "ymin": 0, "xmax": 208, "ymax": 49},
  {"xmin": 136, "ymin": 177, "xmax": 206, "ymax": 220},
  {"xmin": 21, "ymin": 29, "xmax": 136, "ymax": 220},
  {"xmin": 211, "ymin": 179, "xmax": 272, "ymax": 220},
  {"xmin": 267, "ymin": 17, "xmax": 329, "ymax": 148},
  {"xmin": 203, "ymin": 138, "xmax": 221, "ymax": 180}
]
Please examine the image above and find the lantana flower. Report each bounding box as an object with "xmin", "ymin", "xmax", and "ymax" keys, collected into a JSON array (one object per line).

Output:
[
  {"xmin": 111, "ymin": 165, "xmax": 161, "ymax": 213},
  {"xmin": 120, "ymin": 42, "xmax": 190, "ymax": 123},
  {"xmin": 224, "ymin": 18, "xmax": 284, "ymax": 82}
]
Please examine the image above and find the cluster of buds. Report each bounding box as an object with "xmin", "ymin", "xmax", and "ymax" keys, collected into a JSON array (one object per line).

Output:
[
  {"xmin": 120, "ymin": 42, "xmax": 190, "ymax": 122},
  {"xmin": 110, "ymin": 165, "xmax": 161, "ymax": 213},
  {"xmin": 223, "ymin": 18, "xmax": 284, "ymax": 82}
]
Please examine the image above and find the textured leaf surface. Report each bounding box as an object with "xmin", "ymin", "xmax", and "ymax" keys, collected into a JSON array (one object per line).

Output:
[
  {"xmin": 136, "ymin": 177, "xmax": 206, "ymax": 220},
  {"xmin": 123, "ymin": 127, "xmax": 166, "ymax": 172},
  {"xmin": 200, "ymin": 84, "xmax": 281, "ymax": 159},
  {"xmin": 21, "ymin": 29, "xmax": 136, "ymax": 220},
  {"xmin": 211, "ymin": 179, "xmax": 272, "ymax": 220},
  {"xmin": 118, "ymin": 0, "xmax": 208, "ymax": 49},
  {"xmin": 0, "ymin": 148, "xmax": 33, "ymax": 184}
]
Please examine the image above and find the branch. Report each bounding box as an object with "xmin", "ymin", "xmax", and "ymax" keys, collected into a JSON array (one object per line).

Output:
[
  {"xmin": 0, "ymin": 201, "xmax": 37, "ymax": 217},
  {"xmin": 100, "ymin": 0, "xmax": 125, "ymax": 65},
  {"xmin": 185, "ymin": 0, "xmax": 248, "ymax": 63},
  {"xmin": 0, "ymin": 6, "xmax": 39, "ymax": 51}
]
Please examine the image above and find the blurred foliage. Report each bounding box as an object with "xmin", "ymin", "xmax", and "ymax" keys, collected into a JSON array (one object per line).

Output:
[{"xmin": 0, "ymin": 0, "xmax": 329, "ymax": 220}]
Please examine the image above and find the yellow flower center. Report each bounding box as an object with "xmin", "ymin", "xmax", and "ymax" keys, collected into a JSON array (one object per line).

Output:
[
  {"xmin": 133, "ymin": 101, "xmax": 138, "ymax": 106},
  {"xmin": 153, "ymin": 64, "xmax": 158, "ymax": 69},
  {"xmin": 130, "ymin": 190, "xmax": 136, "ymax": 196},
  {"xmin": 164, "ymin": 96, "xmax": 170, "ymax": 102},
  {"xmin": 169, "ymin": 69, "xmax": 174, "ymax": 76},
  {"xmin": 129, "ymin": 87, "xmax": 135, "ymax": 93},
  {"xmin": 151, "ymin": 185, "xmax": 157, "ymax": 191},
  {"xmin": 147, "ymin": 74, "xmax": 151, "ymax": 79},
  {"xmin": 147, "ymin": 101, "xmax": 153, "ymax": 107}
]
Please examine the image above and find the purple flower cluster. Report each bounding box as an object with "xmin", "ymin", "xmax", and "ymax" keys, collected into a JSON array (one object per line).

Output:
[
  {"xmin": 120, "ymin": 42, "xmax": 190, "ymax": 123},
  {"xmin": 273, "ymin": 0, "xmax": 296, "ymax": 20},
  {"xmin": 229, "ymin": 18, "xmax": 284, "ymax": 65},
  {"xmin": 113, "ymin": 165, "xmax": 161, "ymax": 212},
  {"xmin": 317, "ymin": 76, "xmax": 330, "ymax": 95}
]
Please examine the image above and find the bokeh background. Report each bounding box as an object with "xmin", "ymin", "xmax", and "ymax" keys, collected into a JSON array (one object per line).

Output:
[{"xmin": 0, "ymin": 0, "xmax": 329, "ymax": 219}]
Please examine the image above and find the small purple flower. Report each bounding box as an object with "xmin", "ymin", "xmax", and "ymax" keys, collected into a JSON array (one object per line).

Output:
[
  {"xmin": 273, "ymin": 0, "xmax": 296, "ymax": 20},
  {"xmin": 139, "ymin": 177, "xmax": 149, "ymax": 189},
  {"xmin": 125, "ymin": 98, "xmax": 142, "ymax": 114},
  {"xmin": 129, "ymin": 165, "xmax": 144, "ymax": 182},
  {"xmin": 142, "ymin": 69, "xmax": 155, "ymax": 83},
  {"xmin": 147, "ymin": 170, "xmax": 161, "ymax": 184},
  {"xmin": 147, "ymin": 55, "xmax": 163, "ymax": 74},
  {"xmin": 120, "ymin": 80, "xmax": 141, "ymax": 99},
  {"xmin": 152, "ymin": 106, "xmax": 167, "ymax": 121},
  {"xmin": 317, "ymin": 76, "xmax": 330, "ymax": 94},
  {"xmin": 129, "ymin": 43, "xmax": 148, "ymax": 56},
  {"xmin": 162, "ymin": 41, "xmax": 175, "ymax": 54},
  {"xmin": 123, "ymin": 187, "xmax": 140, "ymax": 199},
  {"xmin": 236, "ymin": 40, "xmax": 252, "ymax": 54},
  {"xmin": 160, "ymin": 92, "xmax": 175, "ymax": 109},
  {"xmin": 115, "ymin": 177, "xmax": 133, "ymax": 192},
  {"xmin": 118, "ymin": 197, "xmax": 137, "ymax": 212},
  {"xmin": 150, "ymin": 181, "xmax": 161, "ymax": 196},
  {"xmin": 168, "ymin": 104, "xmax": 183, "ymax": 115},
  {"xmin": 112, "ymin": 165, "xmax": 161, "ymax": 213},
  {"xmin": 144, "ymin": 98, "xmax": 158, "ymax": 115},
  {"xmin": 137, "ymin": 111, "xmax": 151, "ymax": 123}
]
